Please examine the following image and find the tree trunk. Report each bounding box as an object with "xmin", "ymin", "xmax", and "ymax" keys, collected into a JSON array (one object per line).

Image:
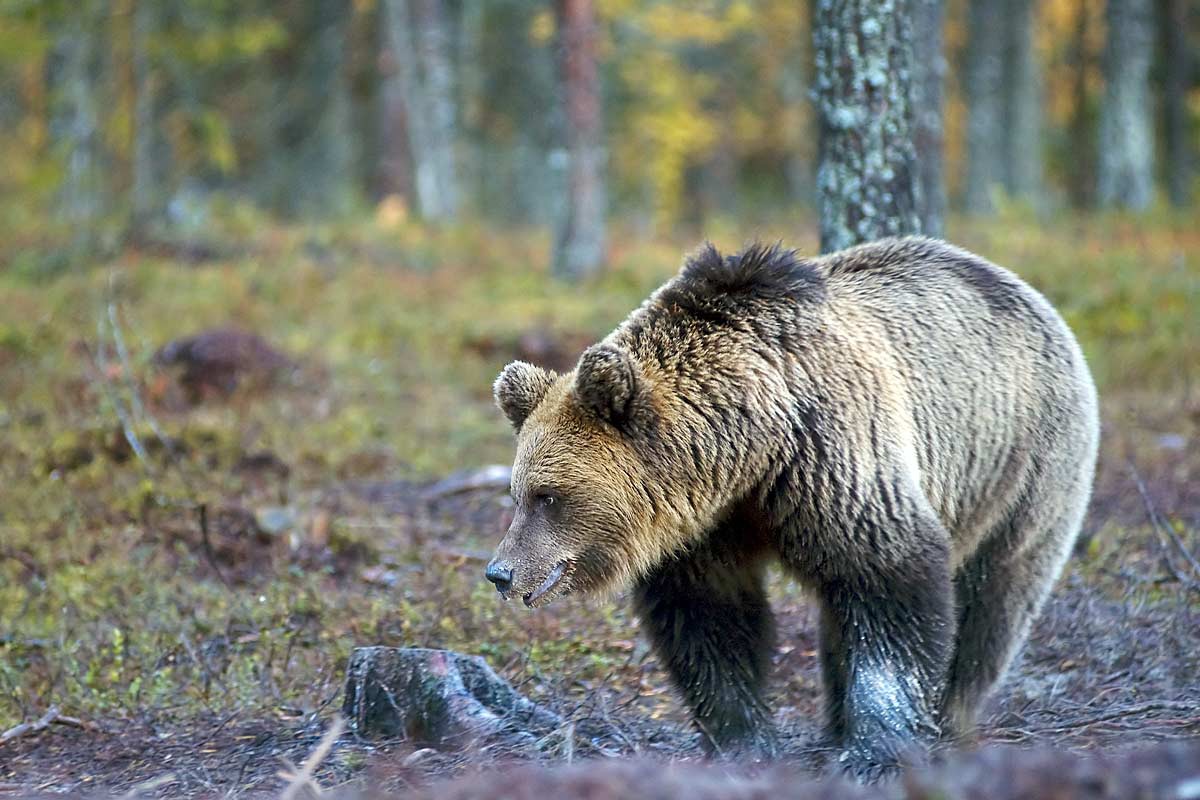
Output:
[
  {"xmin": 964, "ymin": 0, "xmax": 1005, "ymax": 214},
  {"xmin": 412, "ymin": 0, "xmax": 461, "ymax": 220},
  {"xmin": 552, "ymin": 0, "xmax": 606, "ymax": 280},
  {"xmin": 377, "ymin": 8, "xmax": 415, "ymax": 205},
  {"xmin": 131, "ymin": 0, "xmax": 166, "ymax": 235},
  {"xmin": 301, "ymin": 0, "xmax": 356, "ymax": 216},
  {"xmin": 456, "ymin": 0, "xmax": 486, "ymax": 211},
  {"xmin": 911, "ymin": 0, "xmax": 946, "ymax": 237},
  {"xmin": 1003, "ymin": 0, "xmax": 1043, "ymax": 202},
  {"xmin": 261, "ymin": 0, "xmax": 355, "ymax": 217},
  {"xmin": 1097, "ymin": 0, "xmax": 1155, "ymax": 210},
  {"xmin": 382, "ymin": 0, "xmax": 461, "ymax": 221},
  {"xmin": 383, "ymin": 0, "xmax": 437, "ymax": 216},
  {"xmin": 47, "ymin": 0, "xmax": 107, "ymax": 257},
  {"xmin": 1067, "ymin": 0, "xmax": 1097, "ymax": 208},
  {"xmin": 813, "ymin": 0, "xmax": 920, "ymax": 254},
  {"xmin": 1160, "ymin": 0, "xmax": 1193, "ymax": 207}
]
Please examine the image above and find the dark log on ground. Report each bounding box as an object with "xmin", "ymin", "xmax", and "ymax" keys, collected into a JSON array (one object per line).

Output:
[{"xmin": 343, "ymin": 647, "xmax": 562, "ymax": 749}]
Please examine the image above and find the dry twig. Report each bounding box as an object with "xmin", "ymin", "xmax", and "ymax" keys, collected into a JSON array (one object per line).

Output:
[
  {"xmin": 1129, "ymin": 461, "xmax": 1200, "ymax": 590},
  {"xmin": 0, "ymin": 706, "xmax": 95, "ymax": 745},
  {"xmin": 278, "ymin": 716, "xmax": 345, "ymax": 799},
  {"xmin": 117, "ymin": 772, "xmax": 178, "ymax": 799}
]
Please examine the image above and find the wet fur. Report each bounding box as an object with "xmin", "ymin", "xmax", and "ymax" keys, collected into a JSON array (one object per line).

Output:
[{"xmin": 493, "ymin": 237, "xmax": 1099, "ymax": 779}]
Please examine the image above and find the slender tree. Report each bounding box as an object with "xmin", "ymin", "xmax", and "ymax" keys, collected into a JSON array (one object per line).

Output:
[
  {"xmin": 912, "ymin": 0, "xmax": 946, "ymax": 237},
  {"xmin": 552, "ymin": 0, "xmax": 606, "ymax": 279},
  {"xmin": 1003, "ymin": 0, "xmax": 1043, "ymax": 201},
  {"xmin": 964, "ymin": 0, "xmax": 1005, "ymax": 213},
  {"xmin": 377, "ymin": 6, "xmax": 414, "ymax": 204},
  {"xmin": 130, "ymin": 0, "xmax": 166, "ymax": 235},
  {"xmin": 260, "ymin": 0, "xmax": 355, "ymax": 217},
  {"xmin": 412, "ymin": 0, "xmax": 461, "ymax": 219},
  {"xmin": 47, "ymin": 0, "xmax": 107, "ymax": 256},
  {"xmin": 1066, "ymin": 0, "xmax": 1097, "ymax": 208},
  {"xmin": 1160, "ymin": 0, "xmax": 1193, "ymax": 207},
  {"xmin": 813, "ymin": 0, "xmax": 920, "ymax": 253},
  {"xmin": 382, "ymin": 0, "xmax": 461, "ymax": 221},
  {"xmin": 1097, "ymin": 0, "xmax": 1155, "ymax": 209},
  {"xmin": 965, "ymin": 0, "xmax": 1042, "ymax": 213}
]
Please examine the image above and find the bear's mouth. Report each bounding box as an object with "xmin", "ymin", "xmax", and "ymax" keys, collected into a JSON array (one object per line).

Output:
[{"xmin": 523, "ymin": 560, "xmax": 571, "ymax": 608}]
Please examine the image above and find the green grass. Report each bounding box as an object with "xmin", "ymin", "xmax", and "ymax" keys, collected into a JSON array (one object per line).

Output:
[{"xmin": 0, "ymin": 210, "xmax": 1196, "ymax": 731}]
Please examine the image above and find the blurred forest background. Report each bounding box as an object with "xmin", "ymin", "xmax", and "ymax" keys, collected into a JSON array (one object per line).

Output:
[
  {"xmin": 0, "ymin": 0, "xmax": 1198, "ymax": 796},
  {"xmin": 0, "ymin": 0, "xmax": 1195, "ymax": 274}
]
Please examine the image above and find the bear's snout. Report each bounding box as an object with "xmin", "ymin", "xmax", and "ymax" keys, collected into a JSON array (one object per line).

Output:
[{"xmin": 485, "ymin": 559, "xmax": 515, "ymax": 594}]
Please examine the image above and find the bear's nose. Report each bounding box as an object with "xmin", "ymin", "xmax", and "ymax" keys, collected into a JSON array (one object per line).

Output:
[{"xmin": 485, "ymin": 560, "xmax": 514, "ymax": 593}]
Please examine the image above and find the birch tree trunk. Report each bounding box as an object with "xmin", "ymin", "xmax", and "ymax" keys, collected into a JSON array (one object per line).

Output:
[
  {"xmin": 813, "ymin": 0, "xmax": 920, "ymax": 254},
  {"xmin": 1097, "ymin": 0, "xmax": 1155, "ymax": 210},
  {"xmin": 911, "ymin": 0, "xmax": 945, "ymax": 237},
  {"xmin": 552, "ymin": 0, "xmax": 606, "ymax": 280},
  {"xmin": 412, "ymin": 0, "xmax": 460, "ymax": 220},
  {"xmin": 47, "ymin": 0, "xmax": 107, "ymax": 256},
  {"xmin": 382, "ymin": 0, "xmax": 461, "ymax": 221}
]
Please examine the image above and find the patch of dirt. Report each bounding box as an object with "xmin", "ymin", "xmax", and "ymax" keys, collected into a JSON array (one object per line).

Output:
[{"xmin": 152, "ymin": 327, "xmax": 298, "ymax": 406}]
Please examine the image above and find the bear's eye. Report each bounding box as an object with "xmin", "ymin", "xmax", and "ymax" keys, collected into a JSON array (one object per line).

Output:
[{"xmin": 535, "ymin": 492, "xmax": 558, "ymax": 509}]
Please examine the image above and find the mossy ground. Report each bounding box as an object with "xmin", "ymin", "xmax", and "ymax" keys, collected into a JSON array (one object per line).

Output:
[{"xmin": 0, "ymin": 211, "xmax": 1197, "ymax": 795}]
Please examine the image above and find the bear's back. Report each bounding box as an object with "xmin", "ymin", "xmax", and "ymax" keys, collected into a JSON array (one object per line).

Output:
[{"xmin": 810, "ymin": 237, "xmax": 1098, "ymax": 545}]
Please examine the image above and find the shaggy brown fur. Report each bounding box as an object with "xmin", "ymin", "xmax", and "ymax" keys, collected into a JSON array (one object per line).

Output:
[{"xmin": 488, "ymin": 237, "xmax": 1099, "ymax": 779}]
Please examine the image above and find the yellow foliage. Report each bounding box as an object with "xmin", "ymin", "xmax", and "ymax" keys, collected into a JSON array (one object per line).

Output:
[
  {"xmin": 600, "ymin": 0, "xmax": 804, "ymax": 228},
  {"xmin": 530, "ymin": 9, "xmax": 556, "ymax": 45}
]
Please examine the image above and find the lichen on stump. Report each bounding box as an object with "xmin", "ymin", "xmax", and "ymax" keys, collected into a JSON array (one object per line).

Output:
[{"xmin": 343, "ymin": 647, "xmax": 562, "ymax": 749}]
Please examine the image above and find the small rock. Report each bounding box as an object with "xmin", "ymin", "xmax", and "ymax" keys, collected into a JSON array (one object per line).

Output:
[
  {"xmin": 1157, "ymin": 433, "xmax": 1187, "ymax": 451},
  {"xmin": 343, "ymin": 647, "xmax": 562, "ymax": 749},
  {"xmin": 254, "ymin": 506, "xmax": 297, "ymax": 536},
  {"xmin": 401, "ymin": 748, "xmax": 438, "ymax": 768}
]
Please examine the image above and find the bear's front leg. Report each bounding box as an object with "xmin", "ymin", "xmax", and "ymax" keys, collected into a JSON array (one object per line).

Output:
[
  {"xmin": 634, "ymin": 541, "xmax": 778, "ymax": 759},
  {"xmin": 817, "ymin": 530, "xmax": 954, "ymax": 781}
]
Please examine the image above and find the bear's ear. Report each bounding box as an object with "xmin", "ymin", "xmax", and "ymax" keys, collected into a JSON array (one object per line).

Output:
[
  {"xmin": 574, "ymin": 344, "xmax": 643, "ymax": 427},
  {"xmin": 494, "ymin": 361, "xmax": 556, "ymax": 431}
]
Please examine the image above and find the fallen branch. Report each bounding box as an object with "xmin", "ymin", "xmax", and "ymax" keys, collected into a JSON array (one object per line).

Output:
[
  {"xmin": 1129, "ymin": 461, "xmax": 1200, "ymax": 590},
  {"xmin": 0, "ymin": 706, "xmax": 94, "ymax": 745},
  {"xmin": 421, "ymin": 465, "xmax": 512, "ymax": 501}
]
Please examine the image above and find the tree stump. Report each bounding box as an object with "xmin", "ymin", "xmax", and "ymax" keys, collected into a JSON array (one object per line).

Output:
[{"xmin": 343, "ymin": 647, "xmax": 563, "ymax": 749}]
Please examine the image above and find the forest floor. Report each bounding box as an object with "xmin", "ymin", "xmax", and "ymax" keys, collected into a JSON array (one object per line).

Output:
[{"xmin": 0, "ymin": 212, "xmax": 1197, "ymax": 797}]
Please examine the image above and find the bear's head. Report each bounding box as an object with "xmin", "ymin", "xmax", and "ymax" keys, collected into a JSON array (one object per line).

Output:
[{"xmin": 486, "ymin": 343, "xmax": 660, "ymax": 608}]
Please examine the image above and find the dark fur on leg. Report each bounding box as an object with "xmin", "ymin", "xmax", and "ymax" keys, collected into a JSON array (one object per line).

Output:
[
  {"xmin": 817, "ymin": 534, "xmax": 954, "ymax": 781},
  {"xmin": 634, "ymin": 542, "xmax": 778, "ymax": 759},
  {"xmin": 941, "ymin": 522, "xmax": 1074, "ymax": 738}
]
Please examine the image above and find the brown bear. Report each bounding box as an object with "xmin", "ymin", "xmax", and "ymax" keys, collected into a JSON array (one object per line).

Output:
[{"xmin": 485, "ymin": 237, "xmax": 1099, "ymax": 779}]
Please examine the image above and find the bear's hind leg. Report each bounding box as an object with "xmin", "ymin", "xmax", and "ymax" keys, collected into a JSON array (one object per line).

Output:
[
  {"xmin": 634, "ymin": 539, "xmax": 777, "ymax": 758},
  {"xmin": 941, "ymin": 497, "xmax": 1085, "ymax": 738},
  {"xmin": 813, "ymin": 514, "xmax": 955, "ymax": 781}
]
